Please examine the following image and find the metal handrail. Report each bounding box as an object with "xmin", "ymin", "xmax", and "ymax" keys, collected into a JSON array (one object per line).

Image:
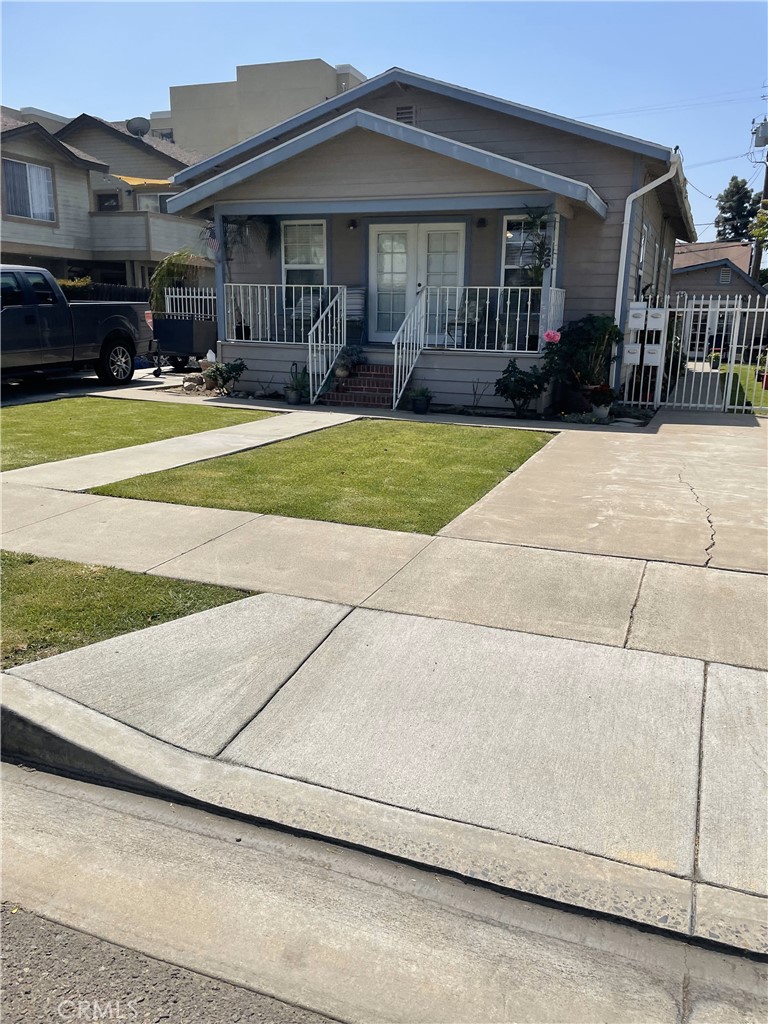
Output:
[
  {"xmin": 308, "ymin": 287, "xmax": 347, "ymax": 404},
  {"xmin": 391, "ymin": 289, "xmax": 428, "ymax": 409}
]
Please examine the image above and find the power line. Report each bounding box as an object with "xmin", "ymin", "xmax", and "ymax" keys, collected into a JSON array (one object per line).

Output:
[
  {"xmin": 687, "ymin": 152, "xmax": 750, "ymax": 169},
  {"xmin": 577, "ymin": 90, "xmax": 762, "ymax": 120},
  {"xmin": 686, "ymin": 166, "xmax": 761, "ymax": 201}
]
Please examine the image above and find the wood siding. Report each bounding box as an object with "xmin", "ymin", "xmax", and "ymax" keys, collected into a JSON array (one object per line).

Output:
[
  {"xmin": 213, "ymin": 129, "xmax": 541, "ymax": 203},
  {"xmin": 218, "ymin": 339, "xmax": 545, "ymax": 412},
  {"xmin": 1, "ymin": 137, "xmax": 93, "ymax": 256},
  {"xmin": 60, "ymin": 125, "xmax": 181, "ymax": 179},
  {"xmin": 671, "ymin": 267, "xmax": 766, "ymax": 300}
]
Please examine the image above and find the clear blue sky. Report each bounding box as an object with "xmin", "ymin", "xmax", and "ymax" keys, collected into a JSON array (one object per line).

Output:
[{"xmin": 3, "ymin": 2, "xmax": 766, "ymax": 241}]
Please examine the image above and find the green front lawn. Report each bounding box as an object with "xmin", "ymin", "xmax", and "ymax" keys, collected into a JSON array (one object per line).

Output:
[
  {"xmin": 721, "ymin": 364, "xmax": 768, "ymax": 411},
  {"xmin": 1, "ymin": 550, "xmax": 252, "ymax": 669},
  {"xmin": 93, "ymin": 419, "xmax": 552, "ymax": 534},
  {"xmin": 1, "ymin": 398, "xmax": 276, "ymax": 471}
]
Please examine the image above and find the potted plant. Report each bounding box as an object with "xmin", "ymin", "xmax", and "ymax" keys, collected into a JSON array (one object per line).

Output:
[
  {"xmin": 284, "ymin": 362, "xmax": 310, "ymax": 404},
  {"xmin": 202, "ymin": 358, "xmax": 247, "ymax": 395},
  {"xmin": 334, "ymin": 345, "xmax": 367, "ymax": 378},
  {"xmin": 408, "ymin": 386, "xmax": 433, "ymax": 413},
  {"xmin": 706, "ymin": 350, "xmax": 722, "ymax": 370},
  {"xmin": 589, "ymin": 382, "xmax": 616, "ymax": 419},
  {"xmin": 541, "ymin": 315, "xmax": 621, "ymax": 411},
  {"xmin": 494, "ymin": 359, "xmax": 549, "ymax": 417}
]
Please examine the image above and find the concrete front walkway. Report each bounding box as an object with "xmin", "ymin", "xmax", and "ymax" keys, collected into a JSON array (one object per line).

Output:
[{"xmin": 0, "ymin": 409, "xmax": 359, "ymax": 491}]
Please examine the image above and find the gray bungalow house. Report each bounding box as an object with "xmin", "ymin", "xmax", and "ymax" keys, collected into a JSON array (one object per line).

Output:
[{"xmin": 167, "ymin": 68, "xmax": 695, "ymax": 409}]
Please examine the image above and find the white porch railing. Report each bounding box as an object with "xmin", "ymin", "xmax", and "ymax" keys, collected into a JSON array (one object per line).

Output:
[
  {"xmin": 308, "ymin": 288, "xmax": 347, "ymax": 404},
  {"xmin": 224, "ymin": 284, "xmax": 344, "ymax": 343},
  {"xmin": 163, "ymin": 287, "xmax": 217, "ymax": 321},
  {"xmin": 417, "ymin": 286, "xmax": 564, "ymax": 352},
  {"xmin": 392, "ymin": 289, "xmax": 429, "ymax": 408}
]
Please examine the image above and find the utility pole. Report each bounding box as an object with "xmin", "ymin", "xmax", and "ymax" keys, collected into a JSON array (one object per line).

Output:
[{"xmin": 750, "ymin": 119, "xmax": 768, "ymax": 281}]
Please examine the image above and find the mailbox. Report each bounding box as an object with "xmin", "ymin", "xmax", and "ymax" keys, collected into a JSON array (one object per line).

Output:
[
  {"xmin": 623, "ymin": 343, "xmax": 642, "ymax": 366},
  {"xmin": 628, "ymin": 302, "xmax": 647, "ymax": 331},
  {"xmin": 645, "ymin": 307, "xmax": 669, "ymax": 333},
  {"xmin": 643, "ymin": 344, "xmax": 662, "ymax": 366}
]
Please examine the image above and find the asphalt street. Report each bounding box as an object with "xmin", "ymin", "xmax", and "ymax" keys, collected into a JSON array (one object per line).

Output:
[{"xmin": 1, "ymin": 904, "xmax": 334, "ymax": 1024}]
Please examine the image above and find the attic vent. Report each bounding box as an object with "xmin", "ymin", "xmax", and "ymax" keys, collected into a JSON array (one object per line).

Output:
[
  {"xmin": 395, "ymin": 105, "xmax": 416, "ymax": 125},
  {"xmin": 719, "ymin": 267, "xmax": 732, "ymax": 285}
]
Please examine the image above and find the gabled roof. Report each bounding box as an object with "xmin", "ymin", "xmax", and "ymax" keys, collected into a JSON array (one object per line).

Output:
[
  {"xmin": 56, "ymin": 114, "xmax": 202, "ymax": 169},
  {"xmin": 1, "ymin": 116, "xmax": 107, "ymax": 170},
  {"xmin": 167, "ymin": 108, "xmax": 608, "ymax": 218},
  {"xmin": 672, "ymin": 258, "xmax": 766, "ymax": 294},
  {"xmin": 175, "ymin": 66, "xmax": 675, "ymax": 185},
  {"xmin": 674, "ymin": 240, "xmax": 751, "ymax": 273}
]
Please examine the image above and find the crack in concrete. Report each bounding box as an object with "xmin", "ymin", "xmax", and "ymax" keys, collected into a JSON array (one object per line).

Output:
[
  {"xmin": 678, "ymin": 469, "xmax": 716, "ymax": 567},
  {"xmin": 623, "ymin": 562, "xmax": 648, "ymax": 648}
]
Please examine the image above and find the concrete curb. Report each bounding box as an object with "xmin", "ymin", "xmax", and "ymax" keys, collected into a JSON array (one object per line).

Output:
[{"xmin": 3, "ymin": 671, "xmax": 765, "ymax": 955}]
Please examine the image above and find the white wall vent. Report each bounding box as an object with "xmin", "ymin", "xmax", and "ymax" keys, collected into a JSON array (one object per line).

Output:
[
  {"xmin": 395, "ymin": 105, "xmax": 416, "ymax": 125},
  {"xmin": 718, "ymin": 267, "xmax": 732, "ymax": 285}
]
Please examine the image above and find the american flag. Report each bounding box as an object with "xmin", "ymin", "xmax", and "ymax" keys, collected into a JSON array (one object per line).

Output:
[{"xmin": 203, "ymin": 223, "xmax": 220, "ymax": 254}]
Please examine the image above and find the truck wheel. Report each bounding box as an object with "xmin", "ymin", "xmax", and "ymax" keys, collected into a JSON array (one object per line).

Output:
[{"xmin": 97, "ymin": 337, "xmax": 135, "ymax": 385}]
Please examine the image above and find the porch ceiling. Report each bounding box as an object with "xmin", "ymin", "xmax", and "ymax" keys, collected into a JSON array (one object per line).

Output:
[{"xmin": 168, "ymin": 109, "xmax": 608, "ymax": 220}]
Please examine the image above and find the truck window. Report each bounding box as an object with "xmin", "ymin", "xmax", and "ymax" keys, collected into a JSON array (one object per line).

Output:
[
  {"xmin": 25, "ymin": 271, "xmax": 59, "ymax": 305},
  {"xmin": 1, "ymin": 271, "xmax": 24, "ymax": 308}
]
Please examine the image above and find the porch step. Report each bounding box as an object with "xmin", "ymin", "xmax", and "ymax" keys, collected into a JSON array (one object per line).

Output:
[
  {"xmin": 318, "ymin": 362, "xmax": 394, "ymax": 408},
  {"xmin": 318, "ymin": 390, "xmax": 392, "ymax": 409}
]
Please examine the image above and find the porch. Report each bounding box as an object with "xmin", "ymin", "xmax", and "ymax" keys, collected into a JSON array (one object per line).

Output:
[{"xmin": 187, "ymin": 281, "xmax": 566, "ymax": 408}]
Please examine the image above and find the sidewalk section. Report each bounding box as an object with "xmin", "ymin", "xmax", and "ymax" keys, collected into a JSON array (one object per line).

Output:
[{"xmin": 3, "ymin": 593, "xmax": 766, "ymax": 953}]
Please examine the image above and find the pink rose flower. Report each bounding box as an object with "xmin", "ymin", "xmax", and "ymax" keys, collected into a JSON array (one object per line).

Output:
[{"xmin": 543, "ymin": 330, "xmax": 561, "ymax": 344}]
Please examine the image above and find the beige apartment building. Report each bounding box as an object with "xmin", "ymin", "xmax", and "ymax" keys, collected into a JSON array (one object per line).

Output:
[{"xmin": 150, "ymin": 59, "xmax": 367, "ymax": 156}]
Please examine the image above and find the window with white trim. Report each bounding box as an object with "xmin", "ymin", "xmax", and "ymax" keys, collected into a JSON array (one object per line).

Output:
[
  {"xmin": 281, "ymin": 221, "xmax": 326, "ymax": 285},
  {"xmin": 501, "ymin": 215, "xmax": 556, "ymax": 287},
  {"xmin": 2, "ymin": 157, "xmax": 55, "ymax": 221}
]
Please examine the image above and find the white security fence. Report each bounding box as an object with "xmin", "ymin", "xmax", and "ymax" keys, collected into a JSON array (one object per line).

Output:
[
  {"xmin": 619, "ymin": 293, "xmax": 768, "ymax": 415},
  {"xmin": 163, "ymin": 287, "xmax": 217, "ymax": 321}
]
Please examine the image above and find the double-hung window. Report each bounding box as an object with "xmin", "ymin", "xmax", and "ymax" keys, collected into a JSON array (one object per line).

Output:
[
  {"xmin": 2, "ymin": 158, "xmax": 55, "ymax": 221},
  {"xmin": 281, "ymin": 221, "xmax": 326, "ymax": 286},
  {"xmin": 501, "ymin": 215, "xmax": 555, "ymax": 287}
]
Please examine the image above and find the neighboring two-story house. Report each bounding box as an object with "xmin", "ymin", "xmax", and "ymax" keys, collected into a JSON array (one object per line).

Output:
[
  {"xmin": 166, "ymin": 67, "xmax": 696, "ymax": 408},
  {"xmin": 1, "ymin": 111, "xmax": 208, "ymax": 286}
]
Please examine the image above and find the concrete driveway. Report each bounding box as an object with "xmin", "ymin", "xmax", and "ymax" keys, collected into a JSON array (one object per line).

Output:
[{"xmin": 441, "ymin": 410, "xmax": 768, "ymax": 573}]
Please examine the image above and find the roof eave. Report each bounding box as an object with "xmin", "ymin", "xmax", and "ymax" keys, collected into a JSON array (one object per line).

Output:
[
  {"xmin": 168, "ymin": 109, "xmax": 607, "ymax": 219},
  {"xmin": 1, "ymin": 122, "xmax": 108, "ymax": 171},
  {"xmin": 174, "ymin": 66, "xmax": 674, "ymax": 186},
  {"xmin": 56, "ymin": 113, "xmax": 189, "ymax": 170}
]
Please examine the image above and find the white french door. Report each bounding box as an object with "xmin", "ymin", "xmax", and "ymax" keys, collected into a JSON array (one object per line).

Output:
[{"xmin": 368, "ymin": 222, "xmax": 465, "ymax": 342}]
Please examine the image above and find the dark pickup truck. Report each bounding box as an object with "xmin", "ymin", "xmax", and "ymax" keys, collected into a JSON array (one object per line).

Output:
[{"xmin": 1, "ymin": 266, "xmax": 153, "ymax": 385}]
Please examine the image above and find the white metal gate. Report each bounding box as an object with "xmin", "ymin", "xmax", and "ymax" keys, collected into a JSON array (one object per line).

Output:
[{"xmin": 618, "ymin": 293, "xmax": 768, "ymax": 415}]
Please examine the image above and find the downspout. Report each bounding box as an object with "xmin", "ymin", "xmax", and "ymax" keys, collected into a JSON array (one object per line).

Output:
[{"xmin": 612, "ymin": 153, "xmax": 682, "ymax": 386}]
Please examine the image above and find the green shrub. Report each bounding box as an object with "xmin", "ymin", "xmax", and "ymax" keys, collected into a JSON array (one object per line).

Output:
[{"xmin": 494, "ymin": 360, "xmax": 549, "ymax": 417}]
